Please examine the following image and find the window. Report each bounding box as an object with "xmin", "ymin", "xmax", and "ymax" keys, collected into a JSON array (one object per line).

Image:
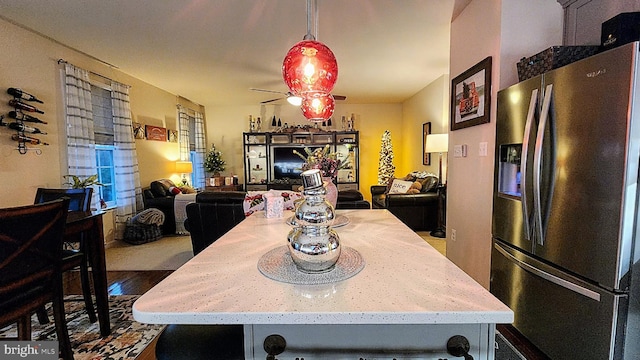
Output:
[
  {"xmin": 91, "ymin": 83, "xmax": 116, "ymax": 206},
  {"xmin": 96, "ymin": 145, "xmax": 116, "ymax": 207}
]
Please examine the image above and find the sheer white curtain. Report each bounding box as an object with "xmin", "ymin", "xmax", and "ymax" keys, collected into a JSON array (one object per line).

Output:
[
  {"xmin": 193, "ymin": 111, "xmax": 206, "ymax": 189},
  {"xmin": 63, "ymin": 63, "xmax": 100, "ymax": 208},
  {"xmin": 111, "ymin": 81, "xmax": 143, "ymax": 239}
]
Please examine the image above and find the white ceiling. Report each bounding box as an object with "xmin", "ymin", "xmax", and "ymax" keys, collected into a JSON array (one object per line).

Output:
[{"xmin": 0, "ymin": 0, "xmax": 470, "ymax": 106}]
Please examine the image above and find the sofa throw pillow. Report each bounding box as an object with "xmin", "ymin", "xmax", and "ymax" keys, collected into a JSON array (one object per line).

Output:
[
  {"xmin": 180, "ymin": 186, "xmax": 197, "ymax": 194},
  {"xmin": 388, "ymin": 179, "xmax": 413, "ymax": 194},
  {"xmin": 155, "ymin": 179, "xmax": 178, "ymax": 196},
  {"xmin": 150, "ymin": 181, "xmax": 169, "ymax": 198},
  {"xmin": 418, "ymin": 176, "xmax": 439, "ymax": 193},
  {"xmin": 168, "ymin": 186, "xmax": 182, "ymax": 195}
]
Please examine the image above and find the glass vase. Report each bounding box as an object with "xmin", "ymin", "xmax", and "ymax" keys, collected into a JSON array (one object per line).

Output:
[{"xmin": 323, "ymin": 177, "xmax": 338, "ymax": 209}]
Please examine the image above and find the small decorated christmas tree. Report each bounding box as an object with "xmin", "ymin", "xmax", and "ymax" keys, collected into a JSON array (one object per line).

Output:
[
  {"xmin": 204, "ymin": 144, "xmax": 226, "ymax": 175},
  {"xmin": 377, "ymin": 130, "xmax": 395, "ymax": 185}
]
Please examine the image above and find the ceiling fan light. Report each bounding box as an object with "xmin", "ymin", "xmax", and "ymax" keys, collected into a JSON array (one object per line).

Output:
[
  {"xmin": 282, "ymin": 40, "xmax": 338, "ymax": 95},
  {"xmin": 287, "ymin": 95, "xmax": 303, "ymax": 106},
  {"xmin": 300, "ymin": 91, "xmax": 334, "ymax": 122}
]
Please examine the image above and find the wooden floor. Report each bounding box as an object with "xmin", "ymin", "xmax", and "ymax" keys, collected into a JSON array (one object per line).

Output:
[{"xmin": 64, "ymin": 270, "xmax": 550, "ymax": 360}]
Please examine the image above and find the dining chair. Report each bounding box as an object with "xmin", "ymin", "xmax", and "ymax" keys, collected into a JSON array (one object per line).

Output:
[
  {"xmin": 34, "ymin": 187, "xmax": 93, "ymax": 212},
  {"xmin": 34, "ymin": 187, "xmax": 97, "ymax": 323},
  {"xmin": 0, "ymin": 198, "xmax": 74, "ymax": 360}
]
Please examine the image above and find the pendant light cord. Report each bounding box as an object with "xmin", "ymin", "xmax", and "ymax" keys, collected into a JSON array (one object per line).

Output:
[{"xmin": 304, "ymin": 0, "xmax": 318, "ymax": 40}]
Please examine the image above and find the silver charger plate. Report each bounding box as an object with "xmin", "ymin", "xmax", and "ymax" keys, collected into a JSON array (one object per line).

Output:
[
  {"xmin": 286, "ymin": 214, "xmax": 350, "ymax": 228},
  {"xmin": 257, "ymin": 245, "xmax": 365, "ymax": 285}
]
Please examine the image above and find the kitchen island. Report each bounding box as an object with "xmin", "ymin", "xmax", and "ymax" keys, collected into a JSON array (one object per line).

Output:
[{"xmin": 133, "ymin": 209, "xmax": 512, "ymax": 359}]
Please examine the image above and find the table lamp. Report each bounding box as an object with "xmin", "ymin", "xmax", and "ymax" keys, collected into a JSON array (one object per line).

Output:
[
  {"xmin": 175, "ymin": 161, "xmax": 193, "ymax": 185},
  {"xmin": 425, "ymin": 133, "xmax": 448, "ymax": 185}
]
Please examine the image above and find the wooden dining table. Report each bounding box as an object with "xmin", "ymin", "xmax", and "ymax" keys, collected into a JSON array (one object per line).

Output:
[{"xmin": 65, "ymin": 210, "xmax": 110, "ymax": 336}]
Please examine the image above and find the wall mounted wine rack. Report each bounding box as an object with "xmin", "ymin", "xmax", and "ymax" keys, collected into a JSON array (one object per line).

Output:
[{"xmin": 1, "ymin": 87, "xmax": 47, "ymax": 155}]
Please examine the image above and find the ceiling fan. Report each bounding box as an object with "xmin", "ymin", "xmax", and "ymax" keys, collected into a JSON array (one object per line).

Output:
[{"xmin": 250, "ymin": 88, "xmax": 346, "ymax": 105}]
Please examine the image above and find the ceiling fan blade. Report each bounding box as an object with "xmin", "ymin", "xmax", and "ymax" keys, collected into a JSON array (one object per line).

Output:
[
  {"xmin": 250, "ymin": 88, "xmax": 288, "ymax": 95},
  {"xmin": 261, "ymin": 97, "xmax": 284, "ymax": 104},
  {"xmin": 334, "ymin": 95, "xmax": 347, "ymax": 100}
]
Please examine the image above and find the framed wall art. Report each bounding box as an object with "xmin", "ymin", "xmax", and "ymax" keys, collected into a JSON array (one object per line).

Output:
[
  {"xmin": 451, "ymin": 56, "xmax": 492, "ymax": 131},
  {"xmin": 133, "ymin": 122, "xmax": 145, "ymax": 139},
  {"xmin": 422, "ymin": 122, "xmax": 431, "ymax": 165},
  {"xmin": 145, "ymin": 125, "xmax": 167, "ymax": 141},
  {"xmin": 168, "ymin": 129, "xmax": 178, "ymax": 142}
]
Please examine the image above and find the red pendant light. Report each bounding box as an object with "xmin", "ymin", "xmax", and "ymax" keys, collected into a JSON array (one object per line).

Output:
[
  {"xmin": 282, "ymin": 40, "xmax": 338, "ymax": 95},
  {"xmin": 300, "ymin": 91, "xmax": 335, "ymax": 122},
  {"xmin": 282, "ymin": 0, "xmax": 339, "ymax": 121}
]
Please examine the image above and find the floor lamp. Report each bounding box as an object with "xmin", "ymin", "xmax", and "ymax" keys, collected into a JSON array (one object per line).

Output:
[{"xmin": 425, "ymin": 133, "xmax": 448, "ymax": 238}]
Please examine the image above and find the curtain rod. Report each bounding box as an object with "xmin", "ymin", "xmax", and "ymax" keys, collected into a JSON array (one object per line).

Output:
[
  {"xmin": 177, "ymin": 96, "xmax": 204, "ymax": 108},
  {"xmin": 58, "ymin": 59, "xmax": 130, "ymax": 88},
  {"xmin": 58, "ymin": 59, "xmax": 112, "ymax": 82}
]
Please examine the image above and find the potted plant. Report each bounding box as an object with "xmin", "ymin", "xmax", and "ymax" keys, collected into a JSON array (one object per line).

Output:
[
  {"xmin": 204, "ymin": 144, "xmax": 226, "ymax": 186},
  {"xmin": 63, "ymin": 174, "xmax": 104, "ymax": 189},
  {"xmin": 64, "ymin": 174, "xmax": 106, "ymax": 208}
]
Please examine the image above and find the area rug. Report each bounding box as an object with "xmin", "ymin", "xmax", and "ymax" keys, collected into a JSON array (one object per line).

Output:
[
  {"xmin": 0, "ymin": 295, "xmax": 165, "ymax": 360},
  {"xmin": 106, "ymin": 235, "xmax": 193, "ymax": 271}
]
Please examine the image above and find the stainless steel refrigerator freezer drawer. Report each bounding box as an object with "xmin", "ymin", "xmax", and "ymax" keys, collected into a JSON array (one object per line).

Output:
[{"xmin": 490, "ymin": 240, "xmax": 627, "ymax": 360}]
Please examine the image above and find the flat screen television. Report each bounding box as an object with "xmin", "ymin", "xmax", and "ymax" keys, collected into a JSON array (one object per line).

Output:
[{"xmin": 271, "ymin": 146, "xmax": 322, "ymax": 181}]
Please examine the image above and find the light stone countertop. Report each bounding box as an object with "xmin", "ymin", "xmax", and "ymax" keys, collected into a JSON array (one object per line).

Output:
[{"xmin": 133, "ymin": 209, "xmax": 513, "ymax": 325}]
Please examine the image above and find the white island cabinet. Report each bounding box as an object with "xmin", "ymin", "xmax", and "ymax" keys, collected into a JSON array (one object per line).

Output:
[{"xmin": 133, "ymin": 210, "xmax": 513, "ymax": 359}]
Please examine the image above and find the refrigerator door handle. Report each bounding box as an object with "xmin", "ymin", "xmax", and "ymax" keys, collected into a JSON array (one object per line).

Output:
[
  {"xmin": 494, "ymin": 243, "xmax": 601, "ymax": 301},
  {"xmin": 533, "ymin": 84, "xmax": 553, "ymax": 246},
  {"xmin": 520, "ymin": 88, "xmax": 539, "ymax": 240}
]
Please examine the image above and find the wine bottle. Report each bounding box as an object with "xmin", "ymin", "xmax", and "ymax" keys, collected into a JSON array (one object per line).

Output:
[
  {"xmin": 9, "ymin": 99, "xmax": 44, "ymax": 114},
  {"xmin": 5, "ymin": 122, "xmax": 47, "ymax": 134},
  {"xmin": 7, "ymin": 111, "xmax": 48, "ymax": 124},
  {"xmin": 7, "ymin": 88, "xmax": 44, "ymax": 103},
  {"xmin": 11, "ymin": 134, "xmax": 49, "ymax": 145}
]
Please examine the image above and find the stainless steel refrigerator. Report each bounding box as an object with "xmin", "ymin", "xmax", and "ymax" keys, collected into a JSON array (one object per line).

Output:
[{"xmin": 491, "ymin": 41, "xmax": 640, "ymax": 359}]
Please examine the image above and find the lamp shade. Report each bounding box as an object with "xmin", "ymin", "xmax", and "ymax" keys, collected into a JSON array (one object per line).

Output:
[
  {"xmin": 175, "ymin": 161, "xmax": 193, "ymax": 173},
  {"xmin": 300, "ymin": 91, "xmax": 335, "ymax": 122},
  {"xmin": 425, "ymin": 134, "xmax": 449, "ymax": 153},
  {"xmin": 282, "ymin": 40, "xmax": 338, "ymax": 95}
]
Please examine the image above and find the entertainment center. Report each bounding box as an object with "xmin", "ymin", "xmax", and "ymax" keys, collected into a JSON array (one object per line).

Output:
[{"xmin": 243, "ymin": 130, "xmax": 359, "ymax": 191}]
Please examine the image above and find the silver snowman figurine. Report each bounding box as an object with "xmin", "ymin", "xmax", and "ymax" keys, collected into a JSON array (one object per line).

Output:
[{"xmin": 287, "ymin": 169, "xmax": 341, "ymax": 273}]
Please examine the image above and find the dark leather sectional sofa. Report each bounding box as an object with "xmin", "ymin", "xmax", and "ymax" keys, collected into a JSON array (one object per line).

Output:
[{"xmin": 370, "ymin": 178, "xmax": 440, "ymax": 231}]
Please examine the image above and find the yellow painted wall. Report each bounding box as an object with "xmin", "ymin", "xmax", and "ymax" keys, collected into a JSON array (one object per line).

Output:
[
  {"xmin": 0, "ymin": 18, "xmax": 187, "ymax": 208},
  {"xmin": 401, "ymin": 74, "xmax": 450, "ymax": 181}
]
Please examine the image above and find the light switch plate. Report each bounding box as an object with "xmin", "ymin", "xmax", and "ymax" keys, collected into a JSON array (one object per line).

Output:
[
  {"xmin": 453, "ymin": 144, "xmax": 467, "ymax": 158},
  {"xmin": 479, "ymin": 142, "xmax": 488, "ymax": 157}
]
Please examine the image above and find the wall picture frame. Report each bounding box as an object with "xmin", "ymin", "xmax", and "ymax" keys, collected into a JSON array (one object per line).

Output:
[
  {"xmin": 145, "ymin": 125, "xmax": 167, "ymax": 141},
  {"xmin": 133, "ymin": 122, "xmax": 145, "ymax": 139},
  {"xmin": 167, "ymin": 129, "xmax": 178, "ymax": 142},
  {"xmin": 451, "ymin": 56, "xmax": 492, "ymax": 131},
  {"xmin": 422, "ymin": 122, "xmax": 432, "ymax": 165}
]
